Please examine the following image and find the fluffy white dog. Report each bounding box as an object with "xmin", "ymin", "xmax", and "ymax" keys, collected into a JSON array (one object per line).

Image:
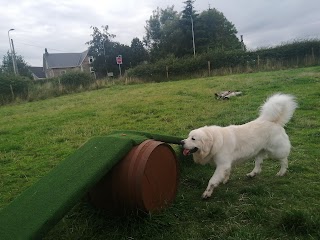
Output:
[{"xmin": 181, "ymin": 93, "xmax": 297, "ymax": 199}]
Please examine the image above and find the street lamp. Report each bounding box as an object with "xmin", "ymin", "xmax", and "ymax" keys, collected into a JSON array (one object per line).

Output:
[
  {"xmin": 8, "ymin": 29, "xmax": 17, "ymax": 75},
  {"xmin": 8, "ymin": 29, "xmax": 14, "ymax": 52}
]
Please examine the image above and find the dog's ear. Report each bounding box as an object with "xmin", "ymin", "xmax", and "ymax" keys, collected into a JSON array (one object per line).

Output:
[
  {"xmin": 198, "ymin": 131, "xmax": 213, "ymax": 159},
  {"xmin": 199, "ymin": 128, "xmax": 223, "ymax": 160},
  {"xmin": 210, "ymin": 130, "xmax": 223, "ymax": 156}
]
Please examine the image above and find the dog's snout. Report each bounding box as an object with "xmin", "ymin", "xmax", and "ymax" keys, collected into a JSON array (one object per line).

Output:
[{"xmin": 180, "ymin": 140, "xmax": 185, "ymax": 146}]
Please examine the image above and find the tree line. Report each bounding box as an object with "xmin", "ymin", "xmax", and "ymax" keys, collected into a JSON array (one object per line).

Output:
[
  {"xmin": 143, "ymin": 1, "xmax": 242, "ymax": 61},
  {"xmin": 86, "ymin": 0, "xmax": 243, "ymax": 77}
]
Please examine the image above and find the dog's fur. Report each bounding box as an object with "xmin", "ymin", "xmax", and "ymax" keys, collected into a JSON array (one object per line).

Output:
[{"xmin": 181, "ymin": 93, "xmax": 297, "ymax": 199}]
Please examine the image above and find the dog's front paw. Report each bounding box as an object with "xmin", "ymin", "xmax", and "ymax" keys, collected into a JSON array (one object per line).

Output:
[
  {"xmin": 276, "ymin": 171, "xmax": 286, "ymax": 177},
  {"xmin": 246, "ymin": 172, "xmax": 256, "ymax": 178},
  {"xmin": 202, "ymin": 190, "xmax": 212, "ymax": 199}
]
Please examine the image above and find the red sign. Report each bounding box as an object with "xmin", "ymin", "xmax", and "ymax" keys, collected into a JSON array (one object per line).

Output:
[{"xmin": 116, "ymin": 55, "xmax": 122, "ymax": 64}]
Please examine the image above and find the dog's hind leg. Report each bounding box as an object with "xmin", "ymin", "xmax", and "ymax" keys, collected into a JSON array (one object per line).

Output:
[
  {"xmin": 246, "ymin": 153, "xmax": 266, "ymax": 177},
  {"xmin": 276, "ymin": 157, "xmax": 288, "ymax": 176},
  {"xmin": 202, "ymin": 164, "xmax": 231, "ymax": 199}
]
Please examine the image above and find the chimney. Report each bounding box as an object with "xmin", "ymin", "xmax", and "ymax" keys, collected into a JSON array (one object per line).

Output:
[{"xmin": 45, "ymin": 48, "xmax": 49, "ymax": 55}]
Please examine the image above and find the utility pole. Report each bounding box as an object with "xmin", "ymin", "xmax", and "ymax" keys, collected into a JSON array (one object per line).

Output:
[
  {"xmin": 8, "ymin": 28, "xmax": 18, "ymax": 75},
  {"xmin": 191, "ymin": 15, "xmax": 196, "ymax": 57},
  {"xmin": 11, "ymin": 39, "xmax": 19, "ymax": 75},
  {"xmin": 241, "ymin": 35, "xmax": 245, "ymax": 51}
]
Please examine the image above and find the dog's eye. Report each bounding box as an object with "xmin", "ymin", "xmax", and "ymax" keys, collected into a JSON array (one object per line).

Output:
[{"xmin": 191, "ymin": 137, "xmax": 195, "ymax": 141}]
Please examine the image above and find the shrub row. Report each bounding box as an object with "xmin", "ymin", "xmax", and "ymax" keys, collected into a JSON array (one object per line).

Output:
[
  {"xmin": 127, "ymin": 39, "xmax": 320, "ymax": 80},
  {"xmin": 59, "ymin": 71, "xmax": 94, "ymax": 87},
  {"xmin": 0, "ymin": 73, "xmax": 30, "ymax": 97},
  {"xmin": 0, "ymin": 71, "xmax": 94, "ymax": 105}
]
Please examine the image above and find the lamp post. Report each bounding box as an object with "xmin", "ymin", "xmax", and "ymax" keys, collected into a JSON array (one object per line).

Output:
[
  {"xmin": 8, "ymin": 29, "xmax": 17, "ymax": 75},
  {"xmin": 8, "ymin": 29, "xmax": 14, "ymax": 52}
]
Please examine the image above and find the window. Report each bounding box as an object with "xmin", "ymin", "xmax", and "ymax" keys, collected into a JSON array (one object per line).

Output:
[
  {"xmin": 90, "ymin": 67, "xmax": 94, "ymax": 73},
  {"xmin": 89, "ymin": 56, "xmax": 94, "ymax": 64}
]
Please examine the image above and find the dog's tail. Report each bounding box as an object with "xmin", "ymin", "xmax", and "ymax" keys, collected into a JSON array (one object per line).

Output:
[{"xmin": 258, "ymin": 93, "xmax": 297, "ymax": 126}]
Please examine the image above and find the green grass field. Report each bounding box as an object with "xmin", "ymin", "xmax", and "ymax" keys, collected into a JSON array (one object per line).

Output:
[{"xmin": 0, "ymin": 66, "xmax": 319, "ymax": 239}]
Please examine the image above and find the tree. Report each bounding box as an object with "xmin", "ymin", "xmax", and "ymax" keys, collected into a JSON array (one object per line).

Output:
[
  {"xmin": 144, "ymin": 3, "xmax": 195, "ymax": 59},
  {"xmin": 143, "ymin": 1, "xmax": 244, "ymax": 61},
  {"xmin": 1, "ymin": 51, "xmax": 33, "ymax": 79},
  {"xmin": 159, "ymin": 6, "xmax": 183, "ymax": 57},
  {"xmin": 196, "ymin": 8, "xmax": 243, "ymax": 52},
  {"xmin": 143, "ymin": 8, "xmax": 162, "ymax": 56},
  {"xmin": 86, "ymin": 26, "xmax": 146, "ymax": 76},
  {"xmin": 86, "ymin": 25, "xmax": 116, "ymax": 76},
  {"xmin": 130, "ymin": 38, "xmax": 148, "ymax": 67},
  {"xmin": 181, "ymin": 0, "xmax": 196, "ymax": 18},
  {"xmin": 144, "ymin": 6, "xmax": 181, "ymax": 61},
  {"xmin": 112, "ymin": 42, "xmax": 132, "ymax": 73},
  {"xmin": 178, "ymin": 0, "xmax": 198, "ymax": 56}
]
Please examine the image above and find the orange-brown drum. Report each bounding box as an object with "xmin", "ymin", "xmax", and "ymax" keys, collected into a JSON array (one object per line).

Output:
[{"xmin": 88, "ymin": 140, "xmax": 179, "ymax": 213}]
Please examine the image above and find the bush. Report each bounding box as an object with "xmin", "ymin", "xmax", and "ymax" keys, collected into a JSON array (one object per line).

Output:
[
  {"xmin": 0, "ymin": 73, "xmax": 31, "ymax": 101},
  {"xmin": 0, "ymin": 71, "xmax": 95, "ymax": 105},
  {"xmin": 59, "ymin": 71, "xmax": 94, "ymax": 88}
]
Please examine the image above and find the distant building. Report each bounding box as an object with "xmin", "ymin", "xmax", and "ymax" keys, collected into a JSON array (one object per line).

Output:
[
  {"xmin": 29, "ymin": 67, "xmax": 46, "ymax": 80},
  {"xmin": 42, "ymin": 48, "xmax": 95, "ymax": 78}
]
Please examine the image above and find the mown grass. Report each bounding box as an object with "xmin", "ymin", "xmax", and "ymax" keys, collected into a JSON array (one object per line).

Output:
[{"xmin": 0, "ymin": 66, "xmax": 319, "ymax": 239}]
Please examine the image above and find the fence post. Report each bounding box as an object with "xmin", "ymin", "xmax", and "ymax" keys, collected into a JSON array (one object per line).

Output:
[
  {"xmin": 305, "ymin": 54, "xmax": 308, "ymax": 65},
  {"xmin": 10, "ymin": 84, "xmax": 14, "ymax": 100},
  {"xmin": 257, "ymin": 55, "xmax": 260, "ymax": 68},
  {"xmin": 311, "ymin": 47, "xmax": 315, "ymax": 64},
  {"xmin": 208, "ymin": 61, "xmax": 211, "ymax": 76}
]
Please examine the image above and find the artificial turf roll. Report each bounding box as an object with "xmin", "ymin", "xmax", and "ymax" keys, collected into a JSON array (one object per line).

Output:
[{"xmin": 109, "ymin": 130, "xmax": 183, "ymax": 144}]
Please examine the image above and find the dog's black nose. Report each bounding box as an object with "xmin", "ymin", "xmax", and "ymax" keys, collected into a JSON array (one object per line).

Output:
[{"xmin": 180, "ymin": 140, "xmax": 185, "ymax": 146}]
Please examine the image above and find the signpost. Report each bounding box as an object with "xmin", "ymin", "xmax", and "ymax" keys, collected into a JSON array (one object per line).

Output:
[{"xmin": 116, "ymin": 55, "xmax": 122, "ymax": 77}]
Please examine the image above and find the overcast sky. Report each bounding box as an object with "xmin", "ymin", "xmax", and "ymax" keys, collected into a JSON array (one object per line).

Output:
[{"xmin": 1, "ymin": 0, "xmax": 319, "ymax": 66}]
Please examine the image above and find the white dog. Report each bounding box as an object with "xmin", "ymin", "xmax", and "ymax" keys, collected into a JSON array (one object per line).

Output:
[{"xmin": 181, "ymin": 93, "xmax": 297, "ymax": 199}]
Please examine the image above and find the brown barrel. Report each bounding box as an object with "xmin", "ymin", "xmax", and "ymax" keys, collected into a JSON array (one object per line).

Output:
[{"xmin": 88, "ymin": 140, "xmax": 179, "ymax": 213}]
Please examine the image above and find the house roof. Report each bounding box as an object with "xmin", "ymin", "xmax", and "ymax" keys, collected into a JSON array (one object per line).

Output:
[
  {"xmin": 29, "ymin": 67, "xmax": 46, "ymax": 79},
  {"xmin": 43, "ymin": 50, "xmax": 89, "ymax": 69}
]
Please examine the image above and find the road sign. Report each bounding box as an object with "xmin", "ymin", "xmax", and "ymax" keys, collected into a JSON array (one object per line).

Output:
[{"xmin": 116, "ymin": 55, "xmax": 122, "ymax": 65}]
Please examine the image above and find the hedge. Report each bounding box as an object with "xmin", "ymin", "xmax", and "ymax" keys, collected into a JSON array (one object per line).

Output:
[
  {"xmin": 127, "ymin": 39, "xmax": 320, "ymax": 80},
  {"xmin": 0, "ymin": 73, "xmax": 31, "ymax": 98}
]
